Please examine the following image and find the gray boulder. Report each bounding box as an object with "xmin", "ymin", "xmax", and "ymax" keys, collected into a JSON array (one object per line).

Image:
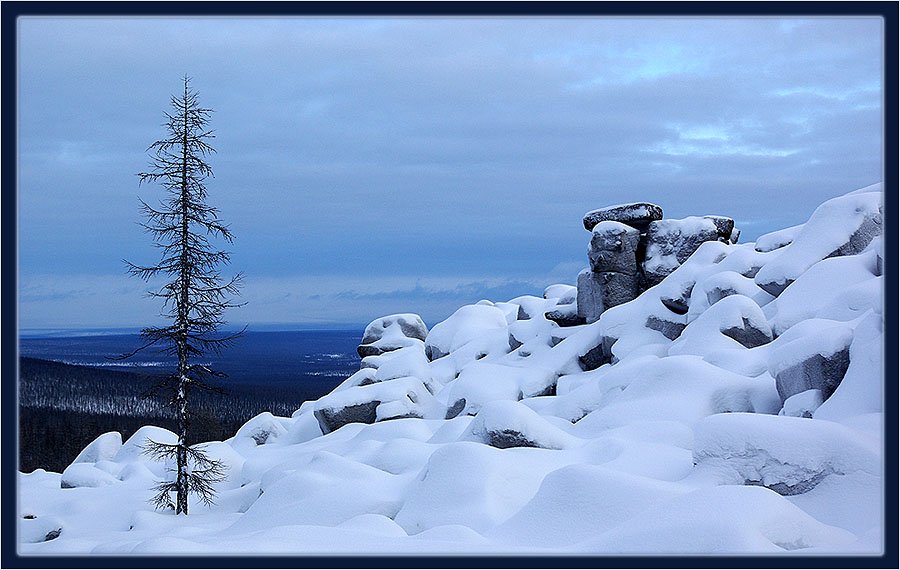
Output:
[
  {"xmin": 827, "ymin": 209, "xmax": 882, "ymax": 258},
  {"xmin": 485, "ymin": 429, "xmax": 541, "ymax": 449},
  {"xmin": 706, "ymin": 285, "xmax": 740, "ymax": 306},
  {"xmin": 360, "ymin": 314, "xmax": 428, "ymax": 344},
  {"xmin": 703, "ymin": 215, "xmax": 736, "ymax": 242},
  {"xmin": 545, "ymin": 303, "xmax": 585, "ymax": 327},
  {"xmin": 643, "ymin": 217, "xmax": 723, "ymax": 287},
  {"xmin": 588, "ymin": 221, "xmax": 641, "ymax": 274},
  {"xmin": 582, "ymin": 202, "xmax": 663, "ymax": 232},
  {"xmin": 660, "ymin": 283, "xmax": 694, "ymax": 315},
  {"xmin": 445, "ymin": 398, "xmax": 467, "ymax": 420},
  {"xmin": 313, "ymin": 401, "xmax": 380, "ymax": 434},
  {"xmin": 576, "ymin": 269, "xmax": 639, "ymax": 324},
  {"xmin": 775, "ymin": 347, "xmax": 851, "ymax": 404},
  {"xmin": 645, "ymin": 314, "xmax": 686, "ymax": 341},
  {"xmin": 721, "ymin": 317, "xmax": 774, "ymax": 349},
  {"xmin": 578, "ymin": 335, "xmax": 617, "ymax": 371}
]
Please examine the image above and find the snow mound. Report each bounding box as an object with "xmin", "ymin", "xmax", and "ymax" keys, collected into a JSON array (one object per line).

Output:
[{"xmin": 693, "ymin": 413, "xmax": 880, "ymax": 495}]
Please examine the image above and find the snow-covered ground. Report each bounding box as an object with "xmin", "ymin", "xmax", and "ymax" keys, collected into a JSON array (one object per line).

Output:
[{"xmin": 18, "ymin": 184, "xmax": 885, "ymax": 555}]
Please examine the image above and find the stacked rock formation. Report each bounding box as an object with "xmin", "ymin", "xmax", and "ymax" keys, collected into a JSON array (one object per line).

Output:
[{"xmin": 576, "ymin": 202, "xmax": 738, "ymax": 324}]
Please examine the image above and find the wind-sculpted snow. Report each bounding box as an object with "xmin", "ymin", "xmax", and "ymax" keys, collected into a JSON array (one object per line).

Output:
[{"xmin": 19, "ymin": 185, "xmax": 885, "ymax": 555}]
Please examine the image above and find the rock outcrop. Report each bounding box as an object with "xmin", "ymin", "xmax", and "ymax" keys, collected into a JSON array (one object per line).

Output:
[{"xmin": 576, "ymin": 203, "xmax": 738, "ymax": 323}]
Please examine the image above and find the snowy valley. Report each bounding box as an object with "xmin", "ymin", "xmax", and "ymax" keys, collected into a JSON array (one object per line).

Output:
[{"xmin": 18, "ymin": 183, "xmax": 885, "ymax": 556}]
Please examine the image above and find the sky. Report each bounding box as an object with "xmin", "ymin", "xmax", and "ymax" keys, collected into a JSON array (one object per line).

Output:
[{"xmin": 17, "ymin": 16, "xmax": 884, "ymax": 330}]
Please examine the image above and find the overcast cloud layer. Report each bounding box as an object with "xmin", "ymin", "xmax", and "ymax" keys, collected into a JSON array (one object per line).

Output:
[{"xmin": 18, "ymin": 17, "xmax": 884, "ymax": 329}]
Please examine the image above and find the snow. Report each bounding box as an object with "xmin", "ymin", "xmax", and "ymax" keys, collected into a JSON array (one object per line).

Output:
[
  {"xmin": 424, "ymin": 304, "xmax": 508, "ymax": 360},
  {"xmin": 543, "ymin": 283, "xmax": 577, "ymax": 303},
  {"xmin": 814, "ymin": 311, "xmax": 884, "ymax": 422},
  {"xmin": 576, "ymin": 485, "xmax": 858, "ymax": 553},
  {"xmin": 444, "ymin": 362, "xmax": 557, "ymax": 416},
  {"xmin": 769, "ymin": 251, "xmax": 879, "ymax": 335},
  {"xmin": 70, "ymin": 431, "xmax": 122, "ymax": 464},
  {"xmin": 18, "ymin": 183, "xmax": 885, "ymax": 556},
  {"xmin": 755, "ymin": 223, "xmax": 804, "ymax": 253},
  {"xmin": 462, "ymin": 400, "xmax": 580, "ymax": 449},
  {"xmin": 692, "ymin": 413, "xmax": 880, "ymax": 494},
  {"xmin": 768, "ymin": 320, "xmax": 854, "ymax": 377},
  {"xmin": 754, "ymin": 190, "xmax": 882, "ymax": 294}
]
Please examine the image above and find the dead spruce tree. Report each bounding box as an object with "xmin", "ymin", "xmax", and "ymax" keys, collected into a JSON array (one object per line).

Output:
[{"xmin": 125, "ymin": 76, "xmax": 243, "ymax": 514}]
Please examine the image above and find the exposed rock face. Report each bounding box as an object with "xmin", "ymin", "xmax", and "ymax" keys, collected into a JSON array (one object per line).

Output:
[
  {"xmin": 721, "ymin": 317, "xmax": 774, "ymax": 349},
  {"xmin": 827, "ymin": 209, "xmax": 882, "ymax": 258},
  {"xmin": 645, "ymin": 314, "xmax": 686, "ymax": 341},
  {"xmin": 744, "ymin": 468, "xmax": 835, "ymax": 496},
  {"xmin": 660, "ymin": 284, "xmax": 694, "ymax": 315},
  {"xmin": 578, "ymin": 335, "xmax": 617, "ymax": 371},
  {"xmin": 576, "ymin": 269, "xmax": 639, "ymax": 323},
  {"xmin": 544, "ymin": 304, "xmax": 585, "ymax": 327},
  {"xmin": 775, "ymin": 347, "xmax": 851, "ymax": 404},
  {"xmin": 485, "ymin": 429, "xmax": 541, "ymax": 449},
  {"xmin": 588, "ymin": 221, "xmax": 641, "ymax": 274},
  {"xmin": 576, "ymin": 203, "xmax": 737, "ymax": 323},
  {"xmin": 445, "ymin": 398, "xmax": 467, "ymax": 419},
  {"xmin": 314, "ymin": 401, "xmax": 380, "ymax": 434},
  {"xmin": 692, "ymin": 413, "xmax": 878, "ymax": 499},
  {"xmin": 704, "ymin": 215, "xmax": 736, "ymax": 241},
  {"xmin": 582, "ymin": 202, "xmax": 663, "ymax": 232}
]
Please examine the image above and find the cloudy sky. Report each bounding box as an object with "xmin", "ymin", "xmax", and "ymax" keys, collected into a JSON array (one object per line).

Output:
[{"xmin": 17, "ymin": 16, "xmax": 884, "ymax": 330}]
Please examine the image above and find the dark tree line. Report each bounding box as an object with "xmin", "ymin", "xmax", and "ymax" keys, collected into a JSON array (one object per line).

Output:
[{"xmin": 19, "ymin": 357, "xmax": 309, "ymax": 473}]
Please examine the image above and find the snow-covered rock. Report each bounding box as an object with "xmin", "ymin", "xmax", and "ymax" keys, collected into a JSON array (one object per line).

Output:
[
  {"xmin": 60, "ymin": 463, "xmax": 119, "ymax": 489},
  {"xmin": 769, "ymin": 320, "xmax": 854, "ymax": 405},
  {"xmin": 70, "ymin": 432, "xmax": 122, "ymax": 464},
  {"xmin": 543, "ymin": 284, "xmax": 577, "ymax": 304},
  {"xmin": 462, "ymin": 400, "xmax": 579, "ymax": 450},
  {"xmin": 313, "ymin": 375, "xmax": 441, "ymax": 434},
  {"xmin": 582, "ymin": 202, "xmax": 663, "ymax": 232},
  {"xmin": 643, "ymin": 216, "xmax": 728, "ymax": 286},
  {"xmin": 357, "ymin": 313, "xmax": 428, "ymax": 358},
  {"xmin": 693, "ymin": 412, "xmax": 880, "ymax": 495},
  {"xmin": 424, "ymin": 304, "xmax": 508, "ymax": 361},
  {"xmin": 755, "ymin": 189, "xmax": 882, "ymax": 296},
  {"xmin": 19, "ymin": 183, "xmax": 884, "ymax": 556}
]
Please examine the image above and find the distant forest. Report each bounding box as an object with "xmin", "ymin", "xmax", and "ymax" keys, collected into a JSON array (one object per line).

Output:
[{"xmin": 19, "ymin": 357, "xmax": 320, "ymax": 473}]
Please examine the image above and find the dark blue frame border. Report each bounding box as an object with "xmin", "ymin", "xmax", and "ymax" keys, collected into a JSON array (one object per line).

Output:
[{"xmin": 2, "ymin": 2, "xmax": 897, "ymax": 568}]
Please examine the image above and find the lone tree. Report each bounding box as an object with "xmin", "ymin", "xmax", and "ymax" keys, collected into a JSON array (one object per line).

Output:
[{"xmin": 125, "ymin": 76, "xmax": 243, "ymax": 515}]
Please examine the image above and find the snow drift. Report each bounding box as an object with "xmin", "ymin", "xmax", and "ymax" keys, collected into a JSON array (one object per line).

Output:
[{"xmin": 19, "ymin": 184, "xmax": 885, "ymax": 556}]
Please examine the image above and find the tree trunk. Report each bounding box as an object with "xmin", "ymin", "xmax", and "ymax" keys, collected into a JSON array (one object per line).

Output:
[{"xmin": 175, "ymin": 81, "xmax": 191, "ymax": 515}]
